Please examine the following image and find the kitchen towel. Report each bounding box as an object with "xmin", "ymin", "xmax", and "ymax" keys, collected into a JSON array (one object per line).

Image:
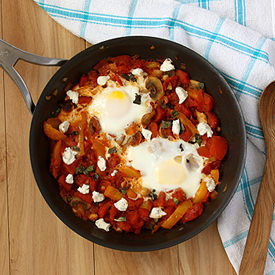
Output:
[{"xmin": 33, "ymin": 0, "xmax": 275, "ymax": 274}]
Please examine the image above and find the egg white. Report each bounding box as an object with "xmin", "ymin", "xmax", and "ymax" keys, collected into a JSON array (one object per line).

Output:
[
  {"xmin": 88, "ymin": 80, "xmax": 151, "ymax": 137},
  {"xmin": 125, "ymin": 137, "xmax": 204, "ymax": 198}
]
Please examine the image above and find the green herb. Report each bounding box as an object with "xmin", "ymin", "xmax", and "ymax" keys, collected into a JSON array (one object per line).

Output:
[
  {"xmin": 83, "ymin": 165, "xmax": 94, "ymax": 175},
  {"xmin": 72, "ymin": 131, "xmax": 79, "ymax": 135},
  {"xmin": 122, "ymin": 73, "xmax": 137, "ymax": 82},
  {"xmin": 72, "ymin": 145, "xmax": 80, "ymax": 151},
  {"xmin": 161, "ymin": 120, "xmax": 172, "ymax": 129},
  {"xmin": 133, "ymin": 94, "xmax": 141, "ymax": 105},
  {"xmin": 173, "ymin": 197, "xmax": 180, "ymax": 206},
  {"xmin": 54, "ymin": 107, "xmax": 61, "ymax": 116},
  {"xmin": 108, "ymin": 147, "xmax": 117, "ymax": 154},
  {"xmin": 179, "ymin": 143, "xmax": 184, "ymax": 152},
  {"xmin": 114, "ymin": 216, "xmax": 126, "ymax": 222},
  {"xmin": 75, "ymin": 164, "xmax": 85, "ymax": 174},
  {"xmin": 198, "ymin": 82, "xmax": 205, "ymax": 90},
  {"xmin": 149, "ymin": 191, "xmax": 157, "ymax": 201},
  {"xmin": 195, "ymin": 133, "xmax": 202, "ymax": 146},
  {"xmin": 171, "ymin": 110, "xmax": 179, "ymax": 119},
  {"xmin": 180, "ymin": 123, "xmax": 185, "ymax": 134},
  {"xmin": 120, "ymin": 186, "xmax": 129, "ymax": 195},
  {"xmin": 167, "ymin": 103, "xmax": 174, "ymax": 109},
  {"xmin": 161, "ymin": 102, "xmax": 167, "ymax": 109},
  {"xmin": 93, "ymin": 173, "xmax": 100, "ymax": 181}
]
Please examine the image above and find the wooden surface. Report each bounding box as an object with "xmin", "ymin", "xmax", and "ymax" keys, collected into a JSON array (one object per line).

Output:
[
  {"xmin": 239, "ymin": 82, "xmax": 275, "ymax": 275},
  {"xmin": 0, "ymin": 0, "xmax": 236, "ymax": 274}
]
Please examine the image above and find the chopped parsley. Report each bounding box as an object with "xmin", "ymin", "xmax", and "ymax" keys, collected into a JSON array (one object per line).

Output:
[
  {"xmin": 75, "ymin": 165, "xmax": 95, "ymax": 175},
  {"xmin": 72, "ymin": 145, "xmax": 80, "ymax": 151},
  {"xmin": 83, "ymin": 165, "xmax": 95, "ymax": 175},
  {"xmin": 122, "ymin": 73, "xmax": 137, "ymax": 82},
  {"xmin": 114, "ymin": 216, "xmax": 126, "ymax": 222},
  {"xmin": 161, "ymin": 120, "xmax": 172, "ymax": 129},
  {"xmin": 171, "ymin": 110, "xmax": 179, "ymax": 119},
  {"xmin": 189, "ymin": 133, "xmax": 202, "ymax": 146},
  {"xmin": 133, "ymin": 94, "xmax": 142, "ymax": 105},
  {"xmin": 72, "ymin": 131, "xmax": 79, "ymax": 136},
  {"xmin": 93, "ymin": 173, "xmax": 100, "ymax": 181},
  {"xmin": 161, "ymin": 102, "xmax": 167, "ymax": 109},
  {"xmin": 198, "ymin": 82, "xmax": 205, "ymax": 90},
  {"xmin": 173, "ymin": 197, "xmax": 180, "ymax": 206},
  {"xmin": 180, "ymin": 123, "xmax": 185, "ymax": 134},
  {"xmin": 120, "ymin": 186, "xmax": 129, "ymax": 195},
  {"xmin": 149, "ymin": 191, "xmax": 157, "ymax": 201},
  {"xmin": 167, "ymin": 103, "xmax": 174, "ymax": 109},
  {"xmin": 108, "ymin": 147, "xmax": 117, "ymax": 154}
]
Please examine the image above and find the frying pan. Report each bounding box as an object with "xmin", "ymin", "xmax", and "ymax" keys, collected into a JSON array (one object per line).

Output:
[{"xmin": 0, "ymin": 36, "xmax": 246, "ymax": 251}]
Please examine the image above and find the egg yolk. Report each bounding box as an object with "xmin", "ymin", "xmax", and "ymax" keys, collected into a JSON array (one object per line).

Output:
[
  {"xmin": 105, "ymin": 90, "xmax": 131, "ymax": 118},
  {"xmin": 156, "ymin": 159, "xmax": 186, "ymax": 186}
]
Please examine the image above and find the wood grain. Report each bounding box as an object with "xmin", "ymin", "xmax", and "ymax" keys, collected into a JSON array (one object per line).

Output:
[
  {"xmin": 179, "ymin": 223, "xmax": 236, "ymax": 275},
  {"xmin": 0, "ymin": 0, "xmax": 11, "ymax": 273},
  {"xmin": 2, "ymin": 0, "xmax": 93, "ymax": 274},
  {"xmin": 0, "ymin": 1, "xmax": 237, "ymax": 274},
  {"xmin": 239, "ymin": 82, "xmax": 275, "ymax": 275}
]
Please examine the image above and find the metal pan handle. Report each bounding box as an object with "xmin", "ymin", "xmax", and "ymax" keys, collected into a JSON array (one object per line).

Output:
[{"xmin": 0, "ymin": 39, "xmax": 67, "ymax": 114}]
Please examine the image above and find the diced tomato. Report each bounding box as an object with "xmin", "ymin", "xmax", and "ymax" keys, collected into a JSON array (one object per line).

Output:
[
  {"xmin": 110, "ymin": 74, "xmax": 123, "ymax": 86},
  {"xmin": 201, "ymin": 160, "xmax": 221, "ymax": 174},
  {"xmin": 107, "ymin": 153, "xmax": 121, "ymax": 169},
  {"xmin": 79, "ymin": 74, "xmax": 89, "ymax": 87},
  {"xmin": 127, "ymin": 198, "xmax": 144, "ymax": 210},
  {"xmin": 127, "ymin": 210, "xmax": 139, "ymax": 225},
  {"xmin": 201, "ymin": 93, "xmax": 214, "ymax": 112},
  {"xmin": 78, "ymin": 96, "xmax": 92, "ymax": 105},
  {"xmin": 175, "ymin": 69, "xmax": 190, "ymax": 88},
  {"xmin": 148, "ymin": 122, "xmax": 158, "ymax": 138},
  {"xmin": 58, "ymin": 175, "xmax": 72, "ymax": 192},
  {"xmin": 188, "ymin": 88, "xmax": 204, "ymax": 110},
  {"xmin": 138, "ymin": 208, "xmax": 150, "ymax": 220},
  {"xmin": 179, "ymin": 125, "xmax": 193, "ymax": 142},
  {"xmin": 109, "ymin": 205, "xmax": 119, "ymax": 221},
  {"xmin": 163, "ymin": 206, "xmax": 175, "ymax": 219},
  {"xmin": 172, "ymin": 188, "xmax": 185, "ymax": 202},
  {"xmin": 89, "ymin": 178, "xmax": 97, "ymax": 192},
  {"xmin": 74, "ymin": 191, "xmax": 93, "ymax": 204},
  {"xmin": 116, "ymin": 221, "xmax": 131, "ymax": 232},
  {"xmin": 153, "ymin": 191, "xmax": 166, "ymax": 207},
  {"xmin": 206, "ymin": 111, "xmax": 219, "ymax": 129},
  {"xmin": 94, "ymin": 59, "xmax": 111, "ymax": 75},
  {"xmin": 197, "ymin": 145, "xmax": 211, "ymax": 158},
  {"xmin": 182, "ymin": 203, "xmax": 203, "ymax": 223},
  {"xmin": 209, "ymin": 136, "xmax": 228, "ymax": 160},
  {"xmin": 175, "ymin": 103, "xmax": 192, "ymax": 118},
  {"xmin": 167, "ymin": 92, "xmax": 179, "ymax": 105},
  {"xmin": 166, "ymin": 198, "xmax": 176, "ymax": 207},
  {"xmin": 62, "ymin": 157, "xmax": 81, "ymax": 175},
  {"xmin": 98, "ymin": 180, "xmax": 111, "ymax": 193},
  {"xmin": 98, "ymin": 200, "xmax": 112, "ymax": 218},
  {"xmin": 163, "ymin": 75, "xmax": 179, "ymax": 90},
  {"xmin": 153, "ymin": 105, "xmax": 165, "ymax": 123},
  {"xmin": 87, "ymin": 70, "xmax": 98, "ymax": 84},
  {"xmin": 74, "ymin": 174, "xmax": 91, "ymax": 187},
  {"xmin": 110, "ymin": 55, "xmax": 132, "ymax": 74}
]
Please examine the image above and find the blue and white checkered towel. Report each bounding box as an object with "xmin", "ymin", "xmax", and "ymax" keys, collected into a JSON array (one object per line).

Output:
[{"xmin": 34, "ymin": 0, "xmax": 275, "ymax": 273}]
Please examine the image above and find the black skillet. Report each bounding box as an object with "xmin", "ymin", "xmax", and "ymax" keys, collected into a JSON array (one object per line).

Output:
[{"xmin": 0, "ymin": 36, "xmax": 246, "ymax": 251}]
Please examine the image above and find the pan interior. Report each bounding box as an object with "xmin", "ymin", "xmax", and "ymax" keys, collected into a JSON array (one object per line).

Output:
[{"xmin": 30, "ymin": 36, "xmax": 246, "ymax": 251}]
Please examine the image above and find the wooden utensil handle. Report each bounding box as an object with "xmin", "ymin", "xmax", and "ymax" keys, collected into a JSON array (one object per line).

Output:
[{"xmin": 239, "ymin": 155, "xmax": 275, "ymax": 275}]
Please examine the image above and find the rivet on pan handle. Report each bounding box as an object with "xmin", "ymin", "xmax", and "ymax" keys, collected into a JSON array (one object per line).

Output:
[{"xmin": 0, "ymin": 39, "xmax": 67, "ymax": 114}]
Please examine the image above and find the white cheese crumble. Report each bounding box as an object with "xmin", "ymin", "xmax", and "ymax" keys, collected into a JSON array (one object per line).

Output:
[
  {"xmin": 95, "ymin": 218, "xmax": 111, "ymax": 232},
  {"xmin": 92, "ymin": 191, "xmax": 105, "ymax": 203},
  {"xmin": 97, "ymin": 75, "xmax": 110, "ymax": 86},
  {"xmin": 65, "ymin": 174, "xmax": 74, "ymax": 184},
  {"xmin": 62, "ymin": 147, "xmax": 78, "ymax": 165},
  {"xmin": 205, "ymin": 176, "xmax": 216, "ymax": 192},
  {"xmin": 59, "ymin": 121, "xmax": 70, "ymax": 133},
  {"xmin": 160, "ymin": 58, "xmax": 175, "ymax": 72},
  {"xmin": 131, "ymin": 68, "xmax": 144, "ymax": 76},
  {"xmin": 149, "ymin": 207, "xmax": 167, "ymax": 219},
  {"xmin": 114, "ymin": 198, "xmax": 128, "ymax": 211},
  {"xmin": 97, "ymin": 156, "xmax": 106, "ymax": 171},
  {"xmin": 111, "ymin": 170, "xmax": 118, "ymax": 177},
  {"xmin": 197, "ymin": 122, "xmax": 213, "ymax": 138},
  {"xmin": 172, "ymin": 119, "xmax": 180, "ymax": 136},
  {"xmin": 77, "ymin": 184, "xmax": 90, "ymax": 194},
  {"xmin": 66, "ymin": 90, "xmax": 79, "ymax": 104},
  {"xmin": 175, "ymin": 87, "xmax": 188, "ymax": 104},
  {"xmin": 141, "ymin": 128, "xmax": 152, "ymax": 140}
]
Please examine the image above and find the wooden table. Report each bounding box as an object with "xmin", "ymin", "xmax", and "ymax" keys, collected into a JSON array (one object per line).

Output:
[{"xmin": 0, "ymin": 0, "xmax": 236, "ymax": 274}]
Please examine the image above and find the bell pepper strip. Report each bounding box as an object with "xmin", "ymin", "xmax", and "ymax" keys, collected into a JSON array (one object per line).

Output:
[
  {"xmin": 104, "ymin": 185, "xmax": 123, "ymax": 201},
  {"xmin": 178, "ymin": 112, "xmax": 198, "ymax": 136},
  {"xmin": 140, "ymin": 199, "xmax": 153, "ymax": 212},
  {"xmin": 118, "ymin": 166, "xmax": 141, "ymax": 178},
  {"xmin": 127, "ymin": 188, "xmax": 138, "ymax": 199},
  {"xmin": 210, "ymin": 169, "xmax": 220, "ymax": 184},
  {"xmin": 50, "ymin": 140, "xmax": 62, "ymax": 178},
  {"xmin": 161, "ymin": 200, "xmax": 192, "ymax": 229},
  {"xmin": 181, "ymin": 203, "xmax": 203, "ymax": 223},
  {"xmin": 92, "ymin": 139, "xmax": 106, "ymax": 157},
  {"xmin": 44, "ymin": 121, "xmax": 67, "ymax": 140},
  {"xmin": 209, "ymin": 136, "xmax": 228, "ymax": 160},
  {"xmin": 193, "ymin": 181, "xmax": 209, "ymax": 203}
]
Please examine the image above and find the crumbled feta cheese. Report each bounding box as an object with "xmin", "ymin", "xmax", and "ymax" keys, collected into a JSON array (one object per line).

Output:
[
  {"xmin": 62, "ymin": 147, "xmax": 78, "ymax": 165},
  {"xmin": 149, "ymin": 207, "xmax": 167, "ymax": 219},
  {"xmin": 92, "ymin": 191, "xmax": 105, "ymax": 203},
  {"xmin": 97, "ymin": 156, "xmax": 106, "ymax": 171},
  {"xmin": 65, "ymin": 174, "xmax": 74, "ymax": 184},
  {"xmin": 131, "ymin": 68, "xmax": 143, "ymax": 76},
  {"xmin": 141, "ymin": 128, "xmax": 152, "ymax": 140},
  {"xmin": 175, "ymin": 87, "xmax": 188, "ymax": 104},
  {"xmin": 172, "ymin": 119, "xmax": 180, "ymax": 136},
  {"xmin": 111, "ymin": 170, "xmax": 118, "ymax": 177},
  {"xmin": 197, "ymin": 122, "xmax": 213, "ymax": 138},
  {"xmin": 95, "ymin": 218, "xmax": 111, "ymax": 232},
  {"xmin": 66, "ymin": 90, "xmax": 79, "ymax": 104},
  {"xmin": 114, "ymin": 198, "xmax": 128, "ymax": 211},
  {"xmin": 97, "ymin": 75, "xmax": 110, "ymax": 86},
  {"xmin": 160, "ymin": 58, "xmax": 175, "ymax": 72},
  {"xmin": 59, "ymin": 121, "xmax": 70, "ymax": 133},
  {"xmin": 77, "ymin": 184, "xmax": 90, "ymax": 194},
  {"xmin": 205, "ymin": 177, "xmax": 216, "ymax": 192}
]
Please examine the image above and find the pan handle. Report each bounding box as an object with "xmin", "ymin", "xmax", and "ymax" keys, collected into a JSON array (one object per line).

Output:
[{"xmin": 0, "ymin": 39, "xmax": 67, "ymax": 114}]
